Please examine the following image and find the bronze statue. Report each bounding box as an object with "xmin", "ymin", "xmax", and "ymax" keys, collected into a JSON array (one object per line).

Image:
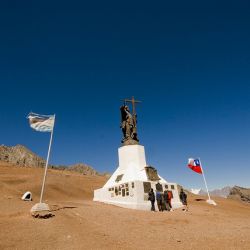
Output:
[{"xmin": 120, "ymin": 96, "xmax": 141, "ymax": 145}]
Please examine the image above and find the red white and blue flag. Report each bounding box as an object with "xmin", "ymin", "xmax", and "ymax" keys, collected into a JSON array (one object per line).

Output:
[{"xmin": 188, "ymin": 158, "xmax": 203, "ymax": 174}]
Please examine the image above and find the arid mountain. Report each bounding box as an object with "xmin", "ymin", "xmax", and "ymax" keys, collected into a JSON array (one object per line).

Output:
[
  {"xmin": 190, "ymin": 186, "xmax": 231, "ymax": 198},
  {"xmin": 190, "ymin": 186, "xmax": 250, "ymax": 203},
  {"xmin": 0, "ymin": 144, "xmax": 45, "ymax": 167},
  {"xmin": 68, "ymin": 163, "xmax": 98, "ymax": 175},
  {"xmin": 228, "ymin": 186, "xmax": 250, "ymax": 203},
  {"xmin": 210, "ymin": 186, "xmax": 232, "ymax": 198},
  {"xmin": 0, "ymin": 144, "xmax": 102, "ymax": 176}
]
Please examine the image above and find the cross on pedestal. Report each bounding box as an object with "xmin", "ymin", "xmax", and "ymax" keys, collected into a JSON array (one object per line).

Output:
[{"xmin": 124, "ymin": 96, "xmax": 141, "ymax": 117}]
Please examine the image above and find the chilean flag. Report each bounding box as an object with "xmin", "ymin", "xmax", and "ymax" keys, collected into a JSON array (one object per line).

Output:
[{"xmin": 188, "ymin": 158, "xmax": 203, "ymax": 174}]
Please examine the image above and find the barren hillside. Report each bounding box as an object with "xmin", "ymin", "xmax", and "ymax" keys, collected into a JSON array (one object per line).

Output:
[{"xmin": 0, "ymin": 162, "xmax": 249, "ymax": 250}]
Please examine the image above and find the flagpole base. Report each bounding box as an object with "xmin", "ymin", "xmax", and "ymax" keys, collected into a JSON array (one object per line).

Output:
[
  {"xmin": 30, "ymin": 203, "xmax": 53, "ymax": 218},
  {"xmin": 31, "ymin": 202, "xmax": 50, "ymax": 212},
  {"xmin": 206, "ymin": 199, "xmax": 217, "ymax": 206}
]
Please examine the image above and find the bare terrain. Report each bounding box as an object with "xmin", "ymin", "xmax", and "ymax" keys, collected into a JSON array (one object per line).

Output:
[{"xmin": 0, "ymin": 161, "xmax": 249, "ymax": 250}]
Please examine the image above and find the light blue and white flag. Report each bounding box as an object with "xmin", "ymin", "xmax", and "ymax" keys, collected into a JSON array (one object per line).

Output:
[{"xmin": 27, "ymin": 112, "xmax": 55, "ymax": 132}]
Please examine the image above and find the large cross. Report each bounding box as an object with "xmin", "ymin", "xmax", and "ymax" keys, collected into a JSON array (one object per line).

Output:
[{"xmin": 124, "ymin": 96, "xmax": 142, "ymax": 116}]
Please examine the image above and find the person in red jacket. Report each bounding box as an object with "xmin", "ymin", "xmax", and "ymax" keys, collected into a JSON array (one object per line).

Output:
[{"xmin": 167, "ymin": 190, "xmax": 173, "ymax": 211}]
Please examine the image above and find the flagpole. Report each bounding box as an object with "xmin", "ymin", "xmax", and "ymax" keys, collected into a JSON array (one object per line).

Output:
[
  {"xmin": 199, "ymin": 157, "xmax": 211, "ymax": 201},
  {"xmin": 39, "ymin": 114, "xmax": 55, "ymax": 204}
]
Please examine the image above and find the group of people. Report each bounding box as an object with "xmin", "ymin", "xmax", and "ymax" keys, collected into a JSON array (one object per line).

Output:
[
  {"xmin": 148, "ymin": 189, "xmax": 173, "ymax": 212},
  {"xmin": 148, "ymin": 188, "xmax": 188, "ymax": 212}
]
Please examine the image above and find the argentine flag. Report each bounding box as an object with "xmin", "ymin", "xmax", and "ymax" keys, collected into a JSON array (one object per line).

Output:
[{"xmin": 27, "ymin": 113, "xmax": 55, "ymax": 132}]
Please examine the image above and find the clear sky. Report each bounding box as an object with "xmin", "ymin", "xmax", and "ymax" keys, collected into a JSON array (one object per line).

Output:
[{"xmin": 0, "ymin": 1, "xmax": 250, "ymax": 190}]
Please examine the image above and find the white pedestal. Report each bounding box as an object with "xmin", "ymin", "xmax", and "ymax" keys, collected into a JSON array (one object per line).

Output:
[
  {"xmin": 94, "ymin": 145, "xmax": 183, "ymax": 211},
  {"xmin": 104, "ymin": 145, "xmax": 148, "ymax": 188}
]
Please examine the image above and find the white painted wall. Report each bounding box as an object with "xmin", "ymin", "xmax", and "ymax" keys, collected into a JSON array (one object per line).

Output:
[{"xmin": 94, "ymin": 145, "xmax": 183, "ymax": 211}]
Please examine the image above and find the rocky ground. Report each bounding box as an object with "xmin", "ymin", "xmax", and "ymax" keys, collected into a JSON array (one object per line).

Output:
[{"xmin": 0, "ymin": 162, "xmax": 249, "ymax": 250}]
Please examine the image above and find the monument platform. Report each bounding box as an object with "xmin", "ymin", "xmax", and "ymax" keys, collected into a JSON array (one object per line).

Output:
[{"xmin": 94, "ymin": 145, "xmax": 183, "ymax": 211}]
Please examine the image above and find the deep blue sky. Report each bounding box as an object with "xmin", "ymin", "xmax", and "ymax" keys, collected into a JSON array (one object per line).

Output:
[{"xmin": 0, "ymin": 1, "xmax": 250, "ymax": 190}]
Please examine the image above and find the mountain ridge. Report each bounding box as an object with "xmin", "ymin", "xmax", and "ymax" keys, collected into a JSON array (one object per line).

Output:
[
  {"xmin": 0, "ymin": 144, "xmax": 104, "ymax": 176},
  {"xmin": 189, "ymin": 185, "xmax": 250, "ymax": 203}
]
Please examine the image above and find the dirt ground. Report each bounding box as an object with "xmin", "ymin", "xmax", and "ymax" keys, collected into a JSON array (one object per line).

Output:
[{"xmin": 0, "ymin": 162, "xmax": 249, "ymax": 250}]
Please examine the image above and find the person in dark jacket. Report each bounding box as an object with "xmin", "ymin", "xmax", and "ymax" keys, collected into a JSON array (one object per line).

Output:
[
  {"xmin": 161, "ymin": 192, "xmax": 166, "ymax": 211},
  {"xmin": 179, "ymin": 188, "xmax": 188, "ymax": 211},
  {"xmin": 156, "ymin": 190, "xmax": 164, "ymax": 212},
  {"xmin": 148, "ymin": 188, "xmax": 155, "ymax": 211}
]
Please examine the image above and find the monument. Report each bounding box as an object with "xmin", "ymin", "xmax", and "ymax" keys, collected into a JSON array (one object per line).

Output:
[{"xmin": 94, "ymin": 97, "xmax": 182, "ymax": 210}]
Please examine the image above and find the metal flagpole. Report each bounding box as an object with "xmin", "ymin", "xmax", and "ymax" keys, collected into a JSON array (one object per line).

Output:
[
  {"xmin": 39, "ymin": 114, "xmax": 55, "ymax": 203},
  {"xmin": 199, "ymin": 157, "xmax": 211, "ymax": 201}
]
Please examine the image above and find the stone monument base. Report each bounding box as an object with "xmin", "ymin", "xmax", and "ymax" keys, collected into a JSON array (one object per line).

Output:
[
  {"xmin": 94, "ymin": 180, "xmax": 183, "ymax": 211},
  {"xmin": 94, "ymin": 144, "xmax": 183, "ymax": 211}
]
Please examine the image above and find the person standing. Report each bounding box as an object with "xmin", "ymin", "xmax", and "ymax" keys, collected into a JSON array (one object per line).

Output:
[
  {"xmin": 148, "ymin": 188, "xmax": 156, "ymax": 211},
  {"xmin": 163, "ymin": 190, "xmax": 170, "ymax": 211},
  {"xmin": 179, "ymin": 188, "xmax": 188, "ymax": 211},
  {"xmin": 156, "ymin": 190, "xmax": 163, "ymax": 212},
  {"xmin": 167, "ymin": 190, "xmax": 173, "ymax": 211}
]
